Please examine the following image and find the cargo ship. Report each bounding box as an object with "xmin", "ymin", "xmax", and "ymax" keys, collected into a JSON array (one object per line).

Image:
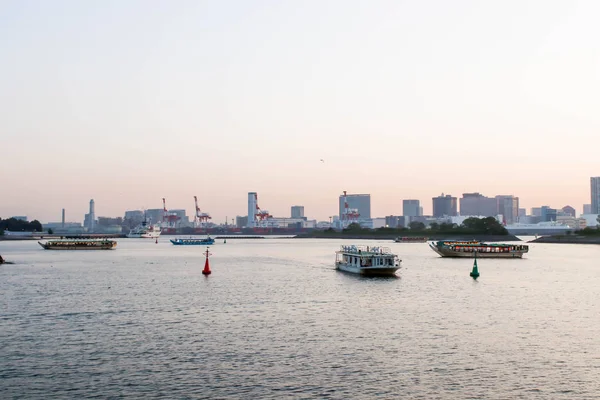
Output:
[{"xmin": 127, "ymin": 218, "xmax": 161, "ymax": 238}]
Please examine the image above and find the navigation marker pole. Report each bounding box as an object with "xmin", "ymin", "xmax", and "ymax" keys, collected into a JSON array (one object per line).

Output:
[
  {"xmin": 202, "ymin": 247, "xmax": 212, "ymax": 275},
  {"xmin": 470, "ymin": 251, "xmax": 480, "ymax": 279}
]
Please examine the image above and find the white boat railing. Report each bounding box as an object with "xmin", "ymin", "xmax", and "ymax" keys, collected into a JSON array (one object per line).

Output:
[{"xmin": 338, "ymin": 245, "xmax": 392, "ymax": 254}]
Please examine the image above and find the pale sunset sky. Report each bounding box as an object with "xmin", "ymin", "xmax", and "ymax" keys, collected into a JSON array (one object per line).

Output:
[{"xmin": 1, "ymin": 0, "xmax": 599, "ymax": 223}]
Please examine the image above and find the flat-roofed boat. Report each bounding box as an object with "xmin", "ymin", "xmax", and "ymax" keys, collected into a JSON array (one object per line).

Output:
[
  {"xmin": 394, "ymin": 236, "xmax": 428, "ymax": 243},
  {"xmin": 428, "ymin": 240, "xmax": 528, "ymax": 258},
  {"xmin": 335, "ymin": 245, "xmax": 401, "ymax": 276},
  {"xmin": 38, "ymin": 239, "xmax": 117, "ymax": 250},
  {"xmin": 170, "ymin": 237, "xmax": 215, "ymax": 245}
]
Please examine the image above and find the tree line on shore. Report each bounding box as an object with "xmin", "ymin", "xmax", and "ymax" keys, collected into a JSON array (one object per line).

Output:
[
  {"xmin": 0, "ymin": 218, "xmax": 43, "ymax": 235},
  {"xmin": 323, "ymin": 217, "xmax": 509, "ymax": 236}
]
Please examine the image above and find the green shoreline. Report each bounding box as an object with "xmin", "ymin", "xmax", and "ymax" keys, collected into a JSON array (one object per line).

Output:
[
  {"xmin": 528, "ymin": 235, "xmax": 600, "ymax": 244},
  {"xmin": 294, "ymin": 233, "xmax": 521, "ymax": 242}
]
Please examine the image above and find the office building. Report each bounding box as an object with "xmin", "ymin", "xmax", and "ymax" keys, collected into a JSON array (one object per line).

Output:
[
  {"xmin": 145, "ymin": 209, "xmax": 164, "ymax": 225},
  {"xmin": 561, "ymin": 205, "xmax": 576, "ymax": 217},
  {"xmin": 496, "ymin": 195, "xmax": 519, "ymax": 224},
  {"xmin": 236, "ymin": 216, "xmax": 248, "ymax": 228},
  {"xmin": 531, "ymin": 207, "xmax": 542, "ymax": 217},
  {"xmin": 518, "ymin": 208, "xmax": 527, "ymax": 217},
  {"xmin": 591, "ymin": 177, "xmax": 600, "ymax": 214},
  {"xmin": 291, "ymin": 206, "xmax": 305, "ymax": 219},
  {"xmin": 432, "ymin": 194, "xmax": 457, "ymax": 217},
  {"xmin": 459, "ymin": 193, "xmax": 496, "ymax": 217},
  {"xmin": 402, "ymin": 200, "xmax": 421, "ymax": 217},
  {"xmin": 541, "ymin": 206, "xmax": 557, "ymax": 222},
  {"xmin": 583, "ymin": 204, "xmax": 592, "ymax": 214},
  {"xmin": 338, "ymin": 193, "xmax": 371, "ymax": 220}
]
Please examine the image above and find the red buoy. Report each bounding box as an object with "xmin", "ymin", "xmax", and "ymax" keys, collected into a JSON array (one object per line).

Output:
[
  {"xmin": 155, "ymin": 238, "xmax": 158, "ymax": 244},
  {"xmin": 202, "ymin": 247, "xmax": 212, "ymax": 275}
]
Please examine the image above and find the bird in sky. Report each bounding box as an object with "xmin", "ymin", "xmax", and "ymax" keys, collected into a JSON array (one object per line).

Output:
[{"xmin": 320, "ymin": 159, "xmax": 325, "ymax": 163}]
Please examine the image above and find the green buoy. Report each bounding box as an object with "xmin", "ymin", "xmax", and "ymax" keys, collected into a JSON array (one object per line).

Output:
[{"xmin": 470, "ymin": 252, "xmax": 480, "ymax": 279}]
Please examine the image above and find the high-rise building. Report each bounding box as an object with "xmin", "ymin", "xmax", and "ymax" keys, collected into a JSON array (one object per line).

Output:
[
  {"xmin": 495, "ymin": 195, "xmax": 519, "ymax": 224},
  {"xmin": 402, "ymin": 200, "xmax": 421, "ymax": 217},
  {"xmin": 459, "ymin": 193, "xmax": 496, "ymax": 217},
  {"xmin": 247, "ymin": 192, "xmax": 258, "ymax": 228},
  {"xmin": 291, "ymin": 206, "xmax": 305, "ymax": 219},
  {"xmin": 591, "ymin": 177, "xmax": 600, "ymax": 214},
  {"xmin": 61, "ymin": 209, "xmax": 65, "ymax": 228},
  {"xmin": 432, "ymin": 194, "xmax": 457, "ymax": 217},
  {"xmin": 338, "ymin": 193, "xmax": 371, "ymax": 220},
  {"xmin": 87, "ymin": 199, "xmax": 95, "ymax": 232},
  {"xmin": 583, "ymin": 204, "xmax": 592, "ymax": 214},
  {"xmin": 518, "ymin": 208, "xmax": 527, "ymax": 217}
]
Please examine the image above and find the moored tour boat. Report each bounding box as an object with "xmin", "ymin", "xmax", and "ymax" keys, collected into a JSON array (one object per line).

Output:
[
  {"xmin": 429, "ymin": 240, "xmax": 528, "ymax": 258},
  {"xmin": 170, "ymin": 237, "xmax": 215, "ymax": 245},
  {"xmin": 38, "ymin": 239, "xmax": 117, "ymax": 250},
  {"xmin": 335, "ymin": 245, "xmax": 401, "ymax": 276},
  {"xmin": 394, "ymin": 236, "xmax": 428, "ymax": 243}
]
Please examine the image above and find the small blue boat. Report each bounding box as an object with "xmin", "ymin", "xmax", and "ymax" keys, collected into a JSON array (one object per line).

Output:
[{"xmin": 170, "ymin": 237, "xmax": 215, "ymax": 245}]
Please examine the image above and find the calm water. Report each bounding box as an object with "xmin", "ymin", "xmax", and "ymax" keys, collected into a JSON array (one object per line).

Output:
[{"xmin": 1, "ymin": 238, "xmax": 599, "ymax": 399}]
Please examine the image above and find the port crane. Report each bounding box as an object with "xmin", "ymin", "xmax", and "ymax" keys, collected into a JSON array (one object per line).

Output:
[
  {"xmin": 162, "ymin": 198, "xmax": 180, "ymax": 228},
  {"xmin": 254, "ymin": 193, "xmax": 272, "ymax": 228},
  {"xmin": 341, "ymin": 190, "xmax": 360, "ymax": 228},
  {"xmin": 194, "ymin": 195, "xmax": 212, "ymax": 227}
]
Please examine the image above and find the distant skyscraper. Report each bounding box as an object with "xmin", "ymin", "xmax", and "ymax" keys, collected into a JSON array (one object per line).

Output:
[
  {"xmin": 496, "ymin": 195, "xmax": 519, "ymax": 224},
  {"xmin": 88, "ymin": 199, "xmax": 95, "ymax": 232},
  {"xmin": 591, "ymin": 177, "xmax": 600, "ymax": 214},
  {"xmin": 248, "ymin": 192, "xmax": 258, "ymax": 228},
  {"xmin": 460, "ymin": 193, "xmax": 496, "ymax": 217},
  {"xmin": 291, "ymin": 206, "xmax": 305, "ymax": 219},
  {"xmin": 338, "ymin": 193, "xmax": 371, "ymax": 220},
  {"xmin": 402, "ymin": 200, "xmax": 421, "ymax": 217},
  {"xmin": 583, "ymin": 204, "xmax": 592, "ymax": 214},
  {"xmin": 518, "ymin": 208, "xmax": 527, "ymax": 217},
  {"xmin": 432, "ymin": 194, "xmax": 457, "ymax": 217},
  {"xmin": 61, "ymin": 208, "xmax": 65, "ymax": 228}
]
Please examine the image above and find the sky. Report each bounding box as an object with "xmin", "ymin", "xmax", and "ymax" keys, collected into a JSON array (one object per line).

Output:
[{"xmin": 1, "ymin": 0, "xmax": 599, "ymax": 223}]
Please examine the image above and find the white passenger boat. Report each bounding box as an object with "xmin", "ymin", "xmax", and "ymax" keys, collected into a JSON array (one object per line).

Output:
[{"xmin": 335, "ymin": 245, "xmax": 401, "ymax": 276}]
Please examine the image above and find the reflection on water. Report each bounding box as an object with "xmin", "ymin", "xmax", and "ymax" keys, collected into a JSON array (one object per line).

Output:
[{"xmin": 1, "ymin": 238, "xmax": 599, "ymax": 398}]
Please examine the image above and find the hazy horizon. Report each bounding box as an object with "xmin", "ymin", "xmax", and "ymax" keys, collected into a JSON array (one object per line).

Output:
[{"xmin": 2, "ymin": 0, "xmax": 599, "ymax": 223}]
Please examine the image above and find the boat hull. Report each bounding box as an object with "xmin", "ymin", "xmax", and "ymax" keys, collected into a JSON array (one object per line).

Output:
[
  {"xmin": 428, "ymin": 243, "xmax": 526, "ymax": 258},
  {"xmin": 38, "ymin": 242, "xmax": 117, "ymax": 250},
  {"xmin": 336, "ymin": 263, "xmax": 400, "ymax": 276},
  {"xmin": 126, "ymin": 232, "xmax": 160, "ymax": 238},
  {"xmin": 170, "ymin": 239, "xmax": 215, "ymax": 245}
]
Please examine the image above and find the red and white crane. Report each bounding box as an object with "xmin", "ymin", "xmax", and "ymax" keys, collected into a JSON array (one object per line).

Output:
[
  {"xmin": 341, "ymin": 190, "xmax": 360, "ymax": 228},
  {"xmin": 254, "ymin": 193, "xmax": 272, "ymax": 227},
  {"xmin": 162, "ymin": 197, "xmax": 180, "ymax": 228},
  {"xmin": 194, "ymin": 195, "xmax": 212, "ymax": 227}
]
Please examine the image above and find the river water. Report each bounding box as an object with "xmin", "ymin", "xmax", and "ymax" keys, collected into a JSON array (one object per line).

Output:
[{"xmin": 1, "ymin": 237, "xmax": 599, "ymax": 399}]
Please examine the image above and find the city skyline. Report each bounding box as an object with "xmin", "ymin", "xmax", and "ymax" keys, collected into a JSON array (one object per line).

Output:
[
  {"xmin": 5, "ymin": 186, "xmax": 596, "ymax": 225},
  {"xmin": 2, "ymin": 1, "xmax": 599, "ymax": 222}
]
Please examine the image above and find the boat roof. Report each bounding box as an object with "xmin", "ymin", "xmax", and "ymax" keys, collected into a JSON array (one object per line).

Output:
[{"xmin": 337, "ymin": 245, "xmax": 395, "ymax": 255}]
